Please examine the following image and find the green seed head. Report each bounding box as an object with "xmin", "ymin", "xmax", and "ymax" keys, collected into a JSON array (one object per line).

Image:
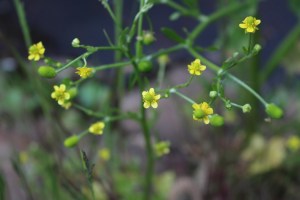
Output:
[{"xmin": 38, "ymin": 66, "xmax": 57, "ymax": 78}]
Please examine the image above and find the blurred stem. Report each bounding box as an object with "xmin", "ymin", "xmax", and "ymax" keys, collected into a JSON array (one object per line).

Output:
[
  {"xmin": 259, "ymin": 22, "xmax": 300, "ymax": 84},
  {"xmin": 13, "ymin": 0, "xmax": 52, "ymax": 117},
  {"xmin": 134, "ymin": 1, "xmax": 154, "ymax": 199},
  {"xmin": 188, "ymin": 1, "xmax": 252, "ymax": 42},
  {"xmin": 93, "ymin": 61, "xmax": 131, "ymax": 71},
  {"xmin": 247, "ymin": 34, "xmax": 254, "ymax": 54},
  {"xmin": 13, "ymin": 0, "xmax": 32, "ymax": 47}
]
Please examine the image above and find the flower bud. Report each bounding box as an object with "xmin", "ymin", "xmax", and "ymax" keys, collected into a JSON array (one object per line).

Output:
[
  {"xmin": 157, "ymin": 54, "xmax": 170, "ymax": 66},
  {"xmin": 142, "ymin": 31, "xmax": 155, "ymax": 45},
  {"xmin": 252, "ymin": 44, "xmax": 262, "ymax": 55},
  {"xmin": 209, "ymin": 91, "xmax": 217, "ymax": 98},
  {"xmin": 242, "ymin": 104, "xmax": 251, "ymax": 113},
  {"xmin": 265, "ymin": 103, "xmax": 283, "ymax": 119},
  {"xmin": 72, "ymin": 38, "xmax": 80, "ymax": 47},
  {"xmin": 210, "ymin": 114, "xmax": 224, "ymax": 127},
  {"xmin": 138, "ymin": 60, "xmax": 152, "ymax": 72},
  {"xmin": 64, "ymin": 135, "xmax": 80, "ymax": 148},
  {"xmin": 38, "ymin": 66, "xmax": 57, "ymax": 78}
]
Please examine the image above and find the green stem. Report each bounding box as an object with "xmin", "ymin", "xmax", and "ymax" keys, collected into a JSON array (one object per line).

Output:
[
  {"xmin": 247, "ymin": 34, "xmax": 254, "ymax": 54},
  {"xmin": 227, "ymin": 74, "xmax": 267, "ymax": 105},
  {"xmin": 259, "ymin": 22, "xmax": 300, "ymax": 83},
  {"xmin": 133, "ymin": 2, "xmax": 154, "ymax": 199},
  {"xmin": 13, "ymin": 0, "xmax": 32, "ymax": 47},
  {"xmin": 146, "ymin": 44, "xmax": 183, "ymax": 60},
  {"xmin": 73, "ymin": 104, "xmax": 106, "ymax": 118},
  {"xmin": 170, "ymin": 89, "xmax": 196, "ymax": 104},
  {"xmin": 188, "ymin": 1, "xmax": 252, "ymax": 42},
  {"xmin": 56, "ymin": 53, "xmax": 89, "ymax": 73},
  {"xmin": 93, "ymin": 61, "xmax": 131, "ymax": 71}
]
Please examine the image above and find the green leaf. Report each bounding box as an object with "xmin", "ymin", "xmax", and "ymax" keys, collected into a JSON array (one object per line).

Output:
[
  {"xmin": 289, "ymin": 0, "xmax": 300, "ymax": 17},
  {"xmin": 161, "ymin": 27, "xmax": 185, "ymax": 43}
]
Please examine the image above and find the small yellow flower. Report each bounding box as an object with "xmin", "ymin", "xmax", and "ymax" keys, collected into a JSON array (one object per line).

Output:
[
  {"xmin": 51, "ymin": 84, "xmax": 71, "ymax": 105},
  {"xmin": 28, "ymin": 42, "xmax": 45, "ymax": 61},
  {"xmin": 155, "ymin": 141, "xmax": 170, "ymax": 157},
  {"xmin": 98, "ymin": 148, "xmax": 110, "ymax": 161},
  {"xmin": 192, "ymin": 102, "xmax": 214, "ymax": 124},
  {"xmin": 89, "ymin": 121, "xmax": 105, "ymax": 135},
  {"xmin": 239, "ymin": 16, "xmax": 261, "ymax": 33},
  {"xmin": 188, "ymin": 59, "xmax": 206, "ymax": 76},
  {"xmin": 76, "ymin": 66, "xmax": 94, "ymax": 78},
  {"xmin": 142, "ymin": 88, "xmax": 161, "ymax": 109},
  {"xmin": 287, "ymin": 136, "xmax": 300, "ymax": 151},
  {"xmin": 19, "ymin": 151, "xmax": 29, "ymax": 164}
]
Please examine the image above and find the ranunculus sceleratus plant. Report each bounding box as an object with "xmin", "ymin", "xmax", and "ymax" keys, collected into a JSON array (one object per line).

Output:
[{"xmin": 27, "ymin": 0, "xmax": 283, "ymax": 199}]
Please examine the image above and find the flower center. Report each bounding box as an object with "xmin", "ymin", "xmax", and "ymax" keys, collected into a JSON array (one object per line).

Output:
[
  {"xmin": 144, "ymin": 93, "xmax": 154, "ymax": 102},
  {"xmin": 194, "ymin": 109, "xmax": 206, "ymax": 119}
]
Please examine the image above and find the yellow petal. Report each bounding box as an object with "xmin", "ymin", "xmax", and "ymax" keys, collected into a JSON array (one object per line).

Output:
[
  {"xmin": 239, "ymin": 24, "xmax": 247, "ymax": 28},
  {"xmin": 151, "ymin": 102, "xmax": 158, "ymax": 108},
  {"xmin": 192, "ymin": 104, "xmax": 200, "ymax": 109},
  {"xmin": 203, "ymin": 117, "xmax": 210, "ymax": 124},
  {"xmin": 200, "ymin": 65, "xmax": 206, "ymax": 71},
  {"xmin": 144, "ymin": 102, "xmax": 150, "ymax": 108}
]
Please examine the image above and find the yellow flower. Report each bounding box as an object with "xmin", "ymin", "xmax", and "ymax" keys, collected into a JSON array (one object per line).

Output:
[
  {"xmin": 188, "ymin": 59, "xmax": 206, "ymax": 76},
  {"xmin": 89, "ymin": 121, "xmax": 105, "ymax": 135},
  {"xmin": 76, "ymin": 66, "xmax": 94, "ymax": 78},
  {"xmin": 51, "ymin": 84, "xmax": 71, "ymax": 105},
  {"xmin": 142, "ymin": 88, "xmax": 161, "ymax": 109},
  {"xmin": 28, "ymin": 42, "xmax": 45, "ymax": 61},
  {"xmin": 192, "ymin": 102, "xmax": 214, "ymax": 124},
  {"xmin": 239, "ymin": 16, "xmax": 261, "ymax": 33},
  {"xmin": 19, "ymin": 151, "xmax": 29, "ymax": 164},
  {"xmin": 287, "ymin": 136, "xmax": 300, "ymax": 151},
  {"xmin": 155, "ymin": 141, "xmax": 170, "ymax": 157},
  {"xmin": 98, "ymin": 148, "xmax": 110, "ymax": 161}
]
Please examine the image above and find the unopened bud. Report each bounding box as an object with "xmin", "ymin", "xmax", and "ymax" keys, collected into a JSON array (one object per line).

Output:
[
  {"xmin": 143, "ymin": 31, "xmax": 155, "ymax": 45},
  {"xmin": 72, "ymin": 38, "xmax": 80, "ymax": 47},
  {"xmin": 242, "ymin": 104, "xmax": 251, "ymax": 113},
  {"xmin": 209, "ymin": 91, "xmax": 217, "ymax": 98},
  {"xmin": 138, "ymin": 60, "xmax": 153, "ymax": 72},
  {"xmin": 38, "ymin": 66, "xmax": 57, "ymax": 78},
  {"xmin": 157, "ymin": 54, "xmax": 170, "ymax": 66},
  {"xmin": 64, "ymin": 135, "xmax": 80, "ymax": 148},
  {"xmin": 265, "ymin": 103, "xmax": 283, "ymax": 119}
]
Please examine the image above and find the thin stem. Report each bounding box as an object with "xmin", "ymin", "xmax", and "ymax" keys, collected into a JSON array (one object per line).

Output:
[
  {"xmin": 145, "ymin": 44, "xmax": 183, "ymax": 60},
  {"xmin": 56, "ymin": 53, "xmax": 89, "ymax": 73},
  {"xmin": 227, "ymin": 74, "xmax": 267, "ymax": 105},
  {"xmin": 93, "ymin": 61, "xmax": 131, "ymax": 71},
  {"xmin": 188, "ymin": 2, "xmax": 251, "ymax": 42},
  {"xmin": 247, "ymin": 34, "xmax": 253, "ymax": 54},
  {"xmin": 73, "ymin": 104, "xmax": 106, "ymax": 118},
  {"xmin": 170, "ymin": 89, "xmax": 196, "ymax": 104},
  {"xmin": 13, "ymin": 0, "xmax": 32, "ymax": 47}
]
